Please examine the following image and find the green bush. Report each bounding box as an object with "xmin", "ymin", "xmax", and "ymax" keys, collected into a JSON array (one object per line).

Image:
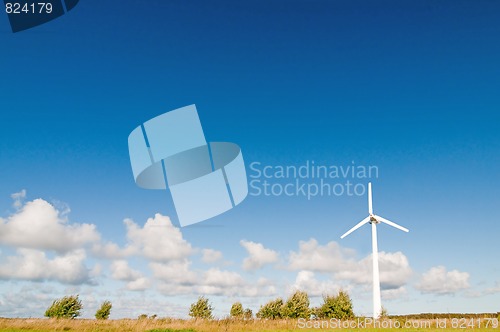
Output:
[
  {"xmin": 243, "ymin": 308, "xmax": 253, "ymax": 319},
  {"xmin": 316, "ymin": 290, "xmax": 354, "ymax": 319},
  {"xmin": 230, "ymin": 302, "xmax": 244, "ymax": 318},
  {"xmin": 44, "ymin": 295, "xmax": 83, "ymax": 319},
  {"xmin": 256, "ymin": 298, "xmax": 284, "ymax": 319},
  {"xmin": 281, "ymin": 290, "xmax": 310, "ymax": 319},
  {"xmin": 95, "ymin": 300, "xmax": 112, "ymax": 320},
  {"xmin": 189, "ymin": 296, "xmax": 213, "ymax": 319}
]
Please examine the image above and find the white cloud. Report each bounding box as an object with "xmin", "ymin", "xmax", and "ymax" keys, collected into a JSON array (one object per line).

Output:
[
  {"xmin": 482, "ymin": 282, "xmax": 500, "ymax": 295},
  {"xmin": 415, "ymin": 266, "xmax": 470, "ymax": 295},
  {"xmin": 201, "ymin": 249, "xmax": 223, "ymax": 264},
  {"xmin": 379, "ymin": 252, "xmax": 412, "ymax": 289},
  {"xmin": 204, "ymin": 268, "xmax": 244, "ymax": 288},
  {"xmin": 10, "ymin": 189, "xmax": 26, "ymax": 209},
  {"xmin": 152, "ymin": 260, "xmax": 276, "ymax": 297},
  {"xmin": 92, "ymin": 214, "xmax": 193, "ymax": 262},
  {"xmin": 288, "ymin": 239, "xmax": 412, "ymax": 290},
  {"xmin": 0, "ymin": 248, "xmax": 92, "ymax": 284},
  {"xmin": 336, "ymin": 251, "xmax": 412, "ymax": 289},
  {"xmin": 291, "ymin": 271, "xmax": 342, "ymax": 297},
  {"xmin": 0, "ymin": 198, "xmax": 99, "ymax": 253},
  {"xmin": 110, "ymin": 260, "xmax": 143, "ymax": 281},
  {"xmin": 240, "ymin": 240, "xmax": 279, "ymax": 271},
  {"xmin": 126, "ymin": 277, "xmax": 150, "ymax": 291},
  {"xmin": 288, "ymin": 239, "xmax": 356, "ymax": 273},
  {"xmin": 150, "ymin": 260, "xmax": 198, "ymax": 286},
  {"xmin": 382, "ymin": 286, "xmax": 407, "ymax": 300},
  {"xmin": 92, "ymin": 242, "xmax": 132, "ymax": 260},
  {"xmin": 195, "ymin": 268, "xmax": 277, "ymax": 297}
]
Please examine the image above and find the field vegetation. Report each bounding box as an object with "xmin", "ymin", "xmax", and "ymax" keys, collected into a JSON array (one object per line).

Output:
[
  {"xmin": 1, "ymin": 290, "xmax": 497, "ymax": 332},
  {"xmin": 0, "ymin": 316, "xmax": 499, "ymax": 332}
]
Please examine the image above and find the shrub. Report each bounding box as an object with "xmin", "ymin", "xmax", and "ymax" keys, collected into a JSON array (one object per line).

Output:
[
  {"xmin": 256, "ymin": 298, "xmax": 284, "ymax": 319},
  {"xmin": 189, "ymin": 296, "xmax": 213, "ymax": 319},
  {"xmin": 230, "ymin": 302, "xmax": 244, "ymax": 318},
  {"xmin": 138, "ymin": 314, "xmax": 148, "ymax": 320},
  {"xmin": 44, "ymin": 295, "xmax": 83, "ymax": 319},
  {"xmin": 316, "ymin": 290, "xmax": 354, "ymax": 319},
  {"xmin": 282, "ymin": 290, "xmax": 310, "ymax": 319},
  {"xmin": 95, "ymin": 300, "xmax": 112, "ymax": 320},
  {"xmin": 244, "ymin": 308, "xmax": 253, "ymax": 319}
]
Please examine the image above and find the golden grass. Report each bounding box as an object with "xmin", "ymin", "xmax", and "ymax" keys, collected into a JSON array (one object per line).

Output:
[
  {"xmin": 0, "ymin": 318, "xmax": 298, "ymax": 332},
  {"xmin": 0, "ymin": 318, "xmax": 498, "ymax": 332}
]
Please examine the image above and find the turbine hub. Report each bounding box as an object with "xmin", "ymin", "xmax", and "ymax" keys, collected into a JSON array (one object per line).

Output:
[{"xmin": 369, "ymin": 215, "xmax": 379, "ymax": 224}]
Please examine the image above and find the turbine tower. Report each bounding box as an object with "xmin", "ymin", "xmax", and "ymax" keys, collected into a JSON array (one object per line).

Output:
[{"xmin": 340, "ymin": 182, "xmax": 409, "ymax": 319}]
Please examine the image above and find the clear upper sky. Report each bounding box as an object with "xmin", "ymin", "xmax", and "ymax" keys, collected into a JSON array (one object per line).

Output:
[{"xmin": 0, "ymin": 0, "xmax": 499, "ymax": 318}]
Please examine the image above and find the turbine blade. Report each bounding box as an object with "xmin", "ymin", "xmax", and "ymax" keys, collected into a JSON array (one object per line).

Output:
[
  {"xmin": 340, "ymin": 216, "xmax": 370, "ymax": 239},
  {"xmin": 368, "ymin": 182, "xmax": 373, "ymax": 214},
  {"xmin": 375, "ymin": 215, "xmax": 409, "ymax": 233}
]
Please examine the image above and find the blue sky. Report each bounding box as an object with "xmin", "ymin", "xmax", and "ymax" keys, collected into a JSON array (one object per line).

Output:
[{"xmin": 0, "ymin": 0, "xmax": 499, "ymax": 319}]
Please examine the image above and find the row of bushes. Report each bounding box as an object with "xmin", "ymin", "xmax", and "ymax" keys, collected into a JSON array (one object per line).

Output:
[
  {"xmin": 188, "ymin": 290, "xmax": 354, "ymax": 320},
  {"xmin": 45, "ymin": 296, "xmax": 111, "ymax": 319},
  {"xmin": 44, "ymin": 290, "xmax": 354, "ymax": 320},
  {"xmin": 45, "ymin": 293, "xmax": 499, "ymax": 321}
]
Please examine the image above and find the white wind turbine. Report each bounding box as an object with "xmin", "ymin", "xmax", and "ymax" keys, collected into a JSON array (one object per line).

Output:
[{"xmin": 340, "ymin": 182, "xmax": 409, "ymax": 319}]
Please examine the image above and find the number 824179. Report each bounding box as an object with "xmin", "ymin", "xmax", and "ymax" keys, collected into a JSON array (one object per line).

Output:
[{"xmin": 5, "ymin": 2, "xmax": 53, "ymax": 14}]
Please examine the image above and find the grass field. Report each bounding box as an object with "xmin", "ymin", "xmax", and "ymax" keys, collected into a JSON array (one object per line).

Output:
[{"xmin": 0, "ymin": 318, "xmax": 498, "ymax": 332}]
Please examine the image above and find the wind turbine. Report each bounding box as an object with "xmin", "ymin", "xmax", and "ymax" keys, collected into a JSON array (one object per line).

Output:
[{"xmin": 340, "ymin": 182, "xmax": 409, "ymax": 319}]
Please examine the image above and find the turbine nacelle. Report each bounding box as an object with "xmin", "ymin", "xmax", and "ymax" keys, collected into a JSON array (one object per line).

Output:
[
  {"xmin": 340, "ymin": 183, "xmax": 409, "ymax": 238},
  {"xmin": 369, "ymin": 215, "xmax": 379, "ymax": 224}
]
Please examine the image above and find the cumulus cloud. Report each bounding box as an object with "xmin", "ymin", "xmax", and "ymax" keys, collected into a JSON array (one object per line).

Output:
[
  {"xmin": 92, "ymin": 214, "xmax": 193, "ymax": 262},
  {"xmin": 415, "ymin": 266, "xmax": 470, "ymax": 295},
  {"xmin": 126, "ymin": 277, "xmax": 150, "ymax": 291},
  {"xmin": 94, "ymin": 216, "xmax": 278, "ymax": 297},
  {"xmin": 0, "ymin": 198, "xmax": 100, "ymax": 253},
  {"xmin": 287, "ymin": 239, "xmax": 412, "ymax": 290},
  {"xmin": 196, "ymin": 268, "xmax": 277, "ymax": 297},
  {"xmin": 240, "ymin": 240, "xmax": 279, "ymax": 271},
  {"xmin": 201, "ymin": 249, "xmax": 223, "ymax": 264},
  {"xmin": 288, "ymin": 239, "xmax": 356, "ymax": 273},
  {"xmin": 150, "ymin": 260, "xmax": 198, "ymax": 286},
  {"xmin": 110, "ymin": 260, "xmax": 143, "ymax": 281},
  {"xmin": 382, "ymin": 286, "xmax": 407, "ymax": 300},
  {"xmin": 152, "ymin": 260, "xmax": 276, "ymax": 297},
  {"xmin": 336, "ymin": 251, "xmax": 412, "ymax": 290},
  {"xmin": 0, "ymin": 248, "xmax": 92, "ymax": 284},
  {"xmin": 91, "ymin": 242, "xmax": 132, "ymax": 260},
  {"xmin": 204, "ymin": 268, "xmax": 244, "ymax": 288},
  {"xmin": 291, "ymin": 271, "xmax": 342, "ymax": 297}
]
